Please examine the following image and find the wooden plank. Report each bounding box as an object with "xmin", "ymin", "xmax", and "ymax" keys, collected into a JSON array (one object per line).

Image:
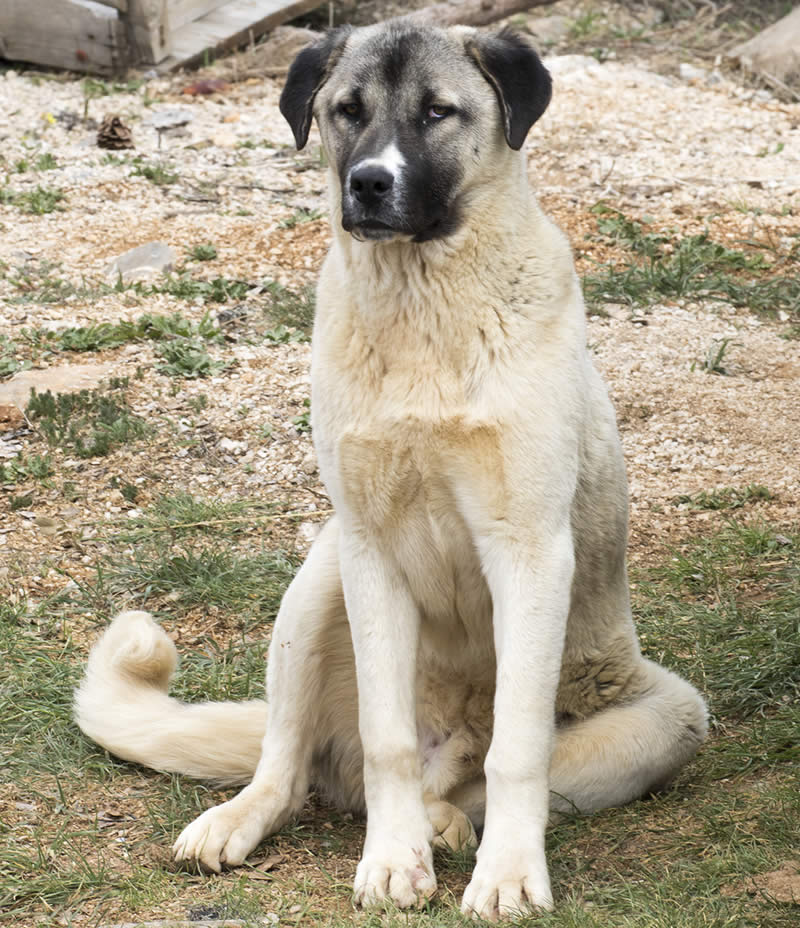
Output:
[
  {"xmin": 92, "ymin": 0, "xmax": 129, "ymax": 11},
  {"xmin": 169, "ymin": 0, "xmax": 230, "ymax": 33},
  {"xmin": 126, "ymin": 0, "xmax": 171, "ymax": 64},
  {"xmin": 0, "ymin": 0, "xmax": 127, "ymax": 73},
  {"xmin": 158, "ymin": 0, "xmax": 322, "ymax": 71}
]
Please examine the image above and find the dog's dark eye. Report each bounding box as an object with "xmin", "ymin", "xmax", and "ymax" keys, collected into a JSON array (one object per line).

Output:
[
  {"xmin": 339, "ymin": 102, "xmax": 361, "ymax": 119},
  {"xmin": 427, "ymin": 105, "xmax": 453, "ymax": 120}
]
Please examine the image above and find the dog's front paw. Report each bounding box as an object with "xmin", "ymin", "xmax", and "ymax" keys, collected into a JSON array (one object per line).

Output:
[
  {"xmin": 427, "ymin": 799, "xmax": 477, "ymax": 852},
  {"xmin": 354, "ymin": 839, "xmax": 437, "ymax": 909},
  {"xmin": 173, "ymin": 789, "xmax": 283, "ymax": 873},
  {"xmin": 461, "ymin": 848, "xmax": 553, "ymax": 922}
]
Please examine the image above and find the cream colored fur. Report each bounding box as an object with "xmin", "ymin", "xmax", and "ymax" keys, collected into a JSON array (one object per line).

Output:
[{"xmin": 75, "ymin": 23, "xmax": 708, "ymax": 923}]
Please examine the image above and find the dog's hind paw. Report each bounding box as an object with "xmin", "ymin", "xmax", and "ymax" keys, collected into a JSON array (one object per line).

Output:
[{"xmin": 427, "ymin": 799, "xmax": 477, "ymax": 852}]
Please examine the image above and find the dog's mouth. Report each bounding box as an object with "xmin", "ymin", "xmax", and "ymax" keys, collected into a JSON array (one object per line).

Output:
[
  {"xmin": 343, "ymin": 215, "xmax": 456, "ymax": 245},
  {"xmin": 347, "ymin": 219, "xmax": 402, "ymax": 242}
]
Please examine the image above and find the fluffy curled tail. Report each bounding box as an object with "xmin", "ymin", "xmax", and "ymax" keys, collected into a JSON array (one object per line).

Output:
[{"xmin": 74, "ymin": 611, "xmax": 265, "ymax": 785}]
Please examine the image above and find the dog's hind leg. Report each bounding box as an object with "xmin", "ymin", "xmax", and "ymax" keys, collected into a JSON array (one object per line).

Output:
[
  {"xmin": 549, "ymin": 658, "xmax": 707, "ymax": 815},
  {"xmin": 174, "ymin": 518, "xmax": 349, "ymax": 872},
  {"xmin": 446, "ymin": 658, "xmax": 706, "ymax": 829}
]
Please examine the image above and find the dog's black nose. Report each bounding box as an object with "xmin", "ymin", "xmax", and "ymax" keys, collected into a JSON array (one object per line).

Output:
[{"xmin": 349, "ymin": 164, "xmax": 394, "ymax": 206}]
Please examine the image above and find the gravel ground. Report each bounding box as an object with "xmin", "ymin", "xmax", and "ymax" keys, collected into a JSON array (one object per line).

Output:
[{"xmin": 1, "ymin": 12, "xmax": 798, "ymax": 582}]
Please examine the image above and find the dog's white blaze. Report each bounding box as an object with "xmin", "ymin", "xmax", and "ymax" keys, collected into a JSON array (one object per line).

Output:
[{"xmin": 351, "ymin": 141, "xmax": 406, "ymax": 185}]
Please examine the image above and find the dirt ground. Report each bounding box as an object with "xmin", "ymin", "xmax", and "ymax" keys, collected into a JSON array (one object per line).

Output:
[{"xmin": 1, "ymin": 1, "xmax": 798, "ymax": 926}]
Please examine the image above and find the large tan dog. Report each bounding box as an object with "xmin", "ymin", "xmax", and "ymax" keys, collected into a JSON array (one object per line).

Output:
[{"xmin": 76, "ymin": 22, "xmax": 708, "ymax": 921}]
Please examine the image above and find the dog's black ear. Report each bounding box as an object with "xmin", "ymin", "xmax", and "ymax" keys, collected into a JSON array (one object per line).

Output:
[
  {"xmin": 279, "ymin": 26, "xmax": 351, "ymax": 150},
  {"xmin": 466, "ymin": 28, "xmax": 552, "ymax": 150}
]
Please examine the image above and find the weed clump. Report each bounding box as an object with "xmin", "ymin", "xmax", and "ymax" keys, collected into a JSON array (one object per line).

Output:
[
  {"xmin": 583, "ymin": 204, "xmax": 800, "ymax": 320},
  {"xmin": 26, "ymin": 379, "xmax": 150, "ymax": 458}
]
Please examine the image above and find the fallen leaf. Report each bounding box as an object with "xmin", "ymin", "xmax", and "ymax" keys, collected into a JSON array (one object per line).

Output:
[{"xmin": 182, "ymin": 78, "xmax": 229, "ymax": 96}]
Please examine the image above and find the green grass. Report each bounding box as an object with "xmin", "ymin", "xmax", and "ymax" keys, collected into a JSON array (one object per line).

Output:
[
  {"xmin": 150, "ymin": 273, "xmax": 252, "ymax": 303},
  {"xmin": 17, "ymin": 311, "xmax": 221, "ymax": 366},
  {"xmin": 583, "ymin": 205, "xmax": 800, "ymax": 321},
  {"xmin": 0, "ymin": 185, "xmax": 66, "ymax": 214},
  {"xmin": 131, "ymin": 160, "xmax": 179, "ymax": 186},
  {"xmin": 1, "ymin": 518, "xmax": 797, "ymax": 925},
  {"xmin": 279, "ymin": 207, "xmax": 325, "ymax": 229},
  {"xmin": 3, "ymin": 259, "xmax": 97, "ymax": 305},
  {"xmin": 25, "ymin": 379, "xmax": 151, "ymax": 458}
]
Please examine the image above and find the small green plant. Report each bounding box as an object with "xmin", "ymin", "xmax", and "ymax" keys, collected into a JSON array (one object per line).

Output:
[
  {"xmin": 109, "ymin": 477, "xmax": 139, "ymax": 503},
  {"xmin": 0, "ymin": 335, "xmax": 32, "ymax": 379},
  {"xmin": 13, "ymin": 186, "xmax": 65, "ymax": 214},
  {"xmin": 292, "ymin": 398, "xmax": 311, "ymax": 433},
  {"xmin": 263, "ymin": 324, "xmax": 308, "ymax": 345},
  {"xmin": 156, "ymin": 340, "xmax": 226, "ymax": 379},
  {"xmin": 700, "ymin": 337, "xmax": 734, "ymax": 375},
  {"xmin": 26, "ymin": 381, "xmax": 150, "ymax": 458},
  {"xmin": 101, "ymin": 152, "xmax": 127, "ymax": 166},
  {"xmin": 0, "ymin": 453, "xmax": 54, "ymax": 485},
  {"xmin": 187, "ymin": 393, "xmax": 208, "ymax": 413},
  {"xmin": 570, "ymin": 10, "xmax": 602, "ymax": 38},
  {"xmin": 279, "ymin": 207, "xmax": 324, "ymax": 229},
  {"xmin": 188, "ymin": 243, "xmax": 218, "ymax": 262},
  {"xmin": 672, "ymin": 485, "xmax": 773, "ymax": 511},
  {"xmin": 82, "ymin": 76, "xmax": 145, "ymax": 118},
  {"xmin": 35, "ymin": 153, "xmax": 58, "ymax": 171},
  {"xmin": 131, "ymin": 160, "xmax": 179, "ymax": 186},
  {"xmin": 13, "ymin": 158, "xmax": 29, "ymax": 174},
  {"xmin": 7, "ymin": 260, "xmax": 92, "ymax": 305},
  {"xmin": 10, "ymin": 492, "xmax": 34, "ymax": 511}
]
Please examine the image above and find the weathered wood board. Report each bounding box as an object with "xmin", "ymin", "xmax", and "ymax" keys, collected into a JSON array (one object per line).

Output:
[
  {"xmin": 0, "ymin": 0, "xmax": 127, "ymax": 74},
  {"xmin": 0, "ymin": 0, "xmax": 322, "ymax": 74},
  {"xmin": 158, "ymin": 0, "xmax": 322, "ymax": 71}
]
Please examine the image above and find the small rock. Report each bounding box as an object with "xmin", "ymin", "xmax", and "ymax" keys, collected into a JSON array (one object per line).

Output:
[
  {"xmin": 0, "ymin": 404, "xmax": 24, "ymax": 428},
  {"xmin": 34, "ymin": 515, "xmax": 60, "ymax": 536},
  {"xmin": 105, "ymin": 241, "xmax": 176, "ymax": 283},
  {"xmin": 0, "ymin": 363, "xmax": 116, "ymax": 414},
  {"xmin": 679, "ymin": 62, "xmax": 708, "ymax": 83},
  {"xmin": 146, "ymin": 107, "xmax": 193, "ymax": 131},
  {"xmin": 211, "ymin": 130, "xmax": 238, "ymax": 149},
  {"xmin": 219, "ymin": 437, "xmax": 247, "ymax": 455}
]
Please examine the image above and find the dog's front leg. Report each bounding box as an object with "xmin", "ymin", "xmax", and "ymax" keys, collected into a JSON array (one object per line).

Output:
[
  {"xmin": 339, "ymin": 530, "xmax": 435, "ymax": 909},
  {"xmin": 462, "ymin": 527, "xmax": 574, "ymax": 921}
]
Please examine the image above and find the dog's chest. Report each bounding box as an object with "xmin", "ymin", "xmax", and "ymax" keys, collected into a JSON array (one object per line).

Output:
[{"xmin": 335, "ymin": 414, "xmax": 498, "ymax": 644}]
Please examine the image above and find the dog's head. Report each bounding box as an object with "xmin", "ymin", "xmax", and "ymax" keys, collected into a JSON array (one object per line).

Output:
[{"xmin": 279, "ymin": 24, "xmax": 551, "ymax": 243}]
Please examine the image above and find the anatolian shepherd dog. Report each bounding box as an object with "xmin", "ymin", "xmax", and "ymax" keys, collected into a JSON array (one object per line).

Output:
[{"xmin": 76, "ymin": 22, "xmax": 709, "ymax": 921}]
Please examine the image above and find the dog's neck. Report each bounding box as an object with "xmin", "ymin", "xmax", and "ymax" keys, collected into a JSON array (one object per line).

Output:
[
  {"xmin": 327, "ymin": 153, "xmax": 536, "ymax": 314},
  {"xmin": 319, "ymin": 153, "xmax": 563, "ymax": 380}
]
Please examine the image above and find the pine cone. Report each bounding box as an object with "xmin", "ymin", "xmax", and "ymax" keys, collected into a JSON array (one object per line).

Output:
[{"xmin": 97, "ymin": 115, "xmax": 135, "ymax": 150}]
